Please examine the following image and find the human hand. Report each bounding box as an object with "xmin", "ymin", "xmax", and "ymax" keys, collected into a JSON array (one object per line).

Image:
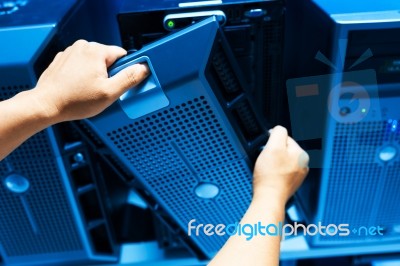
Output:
[
  {"xmin": 253, "ymin": 126, "xmax": 309, "ymax": 204},
  {"xmin": 34, "ymin": 40, "xmax": 149, "ymax": 122}
]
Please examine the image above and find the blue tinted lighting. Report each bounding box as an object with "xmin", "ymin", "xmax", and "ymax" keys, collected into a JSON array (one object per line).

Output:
[
  {"xmin": 391, "ymin": 120, "xmax": 398, "ymax": 132},
  {"xmin": 4, "ymin": 174, "xmax": 30, "ymax": 193},
  {"xmin": 195, "ymin": 183, "xmax": 220, "ymax": 199},
  {"xmin": 379, "ymin": 146, "xmax": 397, "ymax": 162}
]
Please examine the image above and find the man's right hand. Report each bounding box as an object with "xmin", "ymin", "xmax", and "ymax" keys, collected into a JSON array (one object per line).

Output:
[
  {"xmin": 253, "ymin": 126, "xmax": 309, "ymax": 204},
  {"xmin": 34, "ymin": 40, "xmax": 149, "ymax": 123}
]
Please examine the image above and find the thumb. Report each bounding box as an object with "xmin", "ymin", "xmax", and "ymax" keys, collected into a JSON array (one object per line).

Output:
[{"xmin": 107, "ymin": 63, "xmax": 150, "ymax": 97}]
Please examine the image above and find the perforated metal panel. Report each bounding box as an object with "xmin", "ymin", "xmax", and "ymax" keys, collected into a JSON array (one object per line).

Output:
[
  {"xmin": 0, "ymin": 85, "xmax": 30, "ymax": 100},
  {"xmin": 0, "ymin": 125, "xmax": 121, "ymax": 264},
  {"xmin": 0, "ymin": 154, "xmax": 83, "ymax": 256},
  {"xmin": 377, "ymin": 161, "xmax": 400, "ymax": 224},
  {"xmin": 0, "ymin": 85, "xmax": 83, "ymax": 256},
  {"xmin": 0, "ymin": 87, "xmax": 115, "ymax": 264},
  {"xmin": 315, "ymin": 120, "xmax": 400, "ymax": 244},
  {"xmin": 7, "ymin": 131, "xmax": 55, "ymax": 160},
  {"xmin": 106, "ymin": 96, "xmax": 253, "ymax": 254},
  {"xmin": 0, "ymin": 0, "xmax": 123, "ymax": 263},
  {"xmin": 0, "ymin": 82, "xmax": 86, "ymax": 261}
]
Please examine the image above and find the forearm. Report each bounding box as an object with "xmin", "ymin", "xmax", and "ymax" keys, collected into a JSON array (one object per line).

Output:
[
  {"xmin": 0, "ymin": 89, "xmax": 56, "ymax": 160},
  {"xmin": 209, "ymin": 191, "xmax": 286, "ymax": 266},
  {"xmin": 209, "ymin": 126, "xmax": 308, "ymax": 265}
]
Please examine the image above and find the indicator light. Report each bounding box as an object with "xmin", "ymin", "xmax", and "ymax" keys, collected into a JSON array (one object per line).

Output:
[{"xmin": 167, "ymin": 20, "xmax": 175, "ymax": 29}]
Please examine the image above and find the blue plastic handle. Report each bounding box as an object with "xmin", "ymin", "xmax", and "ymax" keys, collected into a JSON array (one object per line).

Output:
[{"xmin": 109, "ymin": 56, "xmax": 169, "ymax": 120}]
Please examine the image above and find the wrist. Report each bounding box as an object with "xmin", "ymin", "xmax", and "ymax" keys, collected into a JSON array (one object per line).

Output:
[
  {"xmin": 249, "ymin": 189, "xmax": 286, "ymax": 223},
  {"xmin": 252, "ymin": 186, "xmax": 288, "ymax": 209},
  {"xmin": 22, "ymin": 88, "xmax": 60, "ymax": 126}
]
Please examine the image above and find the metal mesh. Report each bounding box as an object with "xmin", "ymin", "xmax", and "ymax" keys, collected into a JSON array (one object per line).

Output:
[
  {"xmin": 318, "ymin": 121, "xmax": 400, "ymax": 243},
  {"xmin": 0, "ymin": 84, "xmax": 84, "ymax": 257},
  {"xmin": 106, "ymin": 96, "xmax": 253, "ymax": 254}
]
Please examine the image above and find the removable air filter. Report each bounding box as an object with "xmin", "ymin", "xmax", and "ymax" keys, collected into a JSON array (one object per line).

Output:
[{"xmin": 86, "ymin": 17, "xmax": 267, "ymax": 258}]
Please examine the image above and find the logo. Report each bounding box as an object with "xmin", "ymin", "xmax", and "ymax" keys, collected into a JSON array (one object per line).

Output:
[
  {"xmin": 187, "ymin": 219, "xmax": 385, "ymax": 241},
  {"xmin": 286, "ymin": 40, "xmax": 381, "ymax": 143}
]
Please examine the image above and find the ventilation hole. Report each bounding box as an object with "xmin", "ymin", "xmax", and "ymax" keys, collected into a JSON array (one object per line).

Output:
[
  {"xmin": 232, "ymin": 100, "xmax": 263, "ymax": 142},
  {"xmin": 212, "ymin": 47, "xmax": 241, "ymax": 98},
  {"xmin": 318, "ymin": 121, "xmax": 400, "ymax": 243},
  {"xmin": 0, "ymin": 158, "xmax": 83, "ymax": 256},
  {"xmin": 104, "ymin": 96, "xmax": 252, "ymax": 254},
  {"xmin": 0, "ymin": 84, "xmax": 30, "ymax": 100}
]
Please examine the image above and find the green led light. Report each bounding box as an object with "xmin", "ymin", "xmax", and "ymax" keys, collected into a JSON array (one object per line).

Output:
[
  {"xmin": 361, "ymin": 108, "xmax": 367, "ymax": 113},
  {"xmin": 167, "ymin": 20, "xmax": 175, "ymax": 29}
]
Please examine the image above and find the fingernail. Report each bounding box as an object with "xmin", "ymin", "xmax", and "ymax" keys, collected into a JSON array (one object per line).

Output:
[
  {"xmin": 139, "ymin": 63, "xmax": 150, "ymax": 76},
  {"xmin": 298, "ymin": 151, "xmax": 310, "ymax": 168},
  {"xmin": 268, "ymin": 129, "xmax": 273, "ymax": 136}
]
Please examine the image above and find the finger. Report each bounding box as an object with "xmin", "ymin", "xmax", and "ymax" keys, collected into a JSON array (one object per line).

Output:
[
  {"xmin": 104, "ymin": 45, "xmax": 127, "ymax": 67},
  {"xmin": 265, "ymin": 125, "xmax": 288, "ymax": 151},
  {"xmin": 287, "ymin": 136, "xmax": 304, "ymax": 157},
  {"xmin": 89, "ymin": 42, "xmax": 127, "ymax": 67},
  {"xmin": 287, "ymin": 137, "xmax": 310, "ymax": 168},
  {"xmin": 298, "ymin": 151, "xmax": 310, "ymax": 169},
  {"xmin": 287, "ymin": 136, "xmax": 302, "ymax": 151},
  {"xmin": 107, "ymin": 63, "xmax": 150, "ymax": 96}
]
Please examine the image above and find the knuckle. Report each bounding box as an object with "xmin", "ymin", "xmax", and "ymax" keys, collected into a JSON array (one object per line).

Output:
[
  {"xmin": 74, "ymin": 39, "xmax": 87, "ymax": 45},
  {"xmin": 64, "ymin": 46, "xmax": 71, "ymax": 54},
  {"xmin": 274, "ymin": 125, "xmax": 287, "ymax": 134},
  {"xmin": 98, "ymin": 86, "xmax": 113, "ymax": 99},
  {"xmin": 54, "ymin": 51, "xmax": 63, "ymax": 60},
  {"xmin": 74, "ymin": 39, "xmax": 88, "ymax": 48}
]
